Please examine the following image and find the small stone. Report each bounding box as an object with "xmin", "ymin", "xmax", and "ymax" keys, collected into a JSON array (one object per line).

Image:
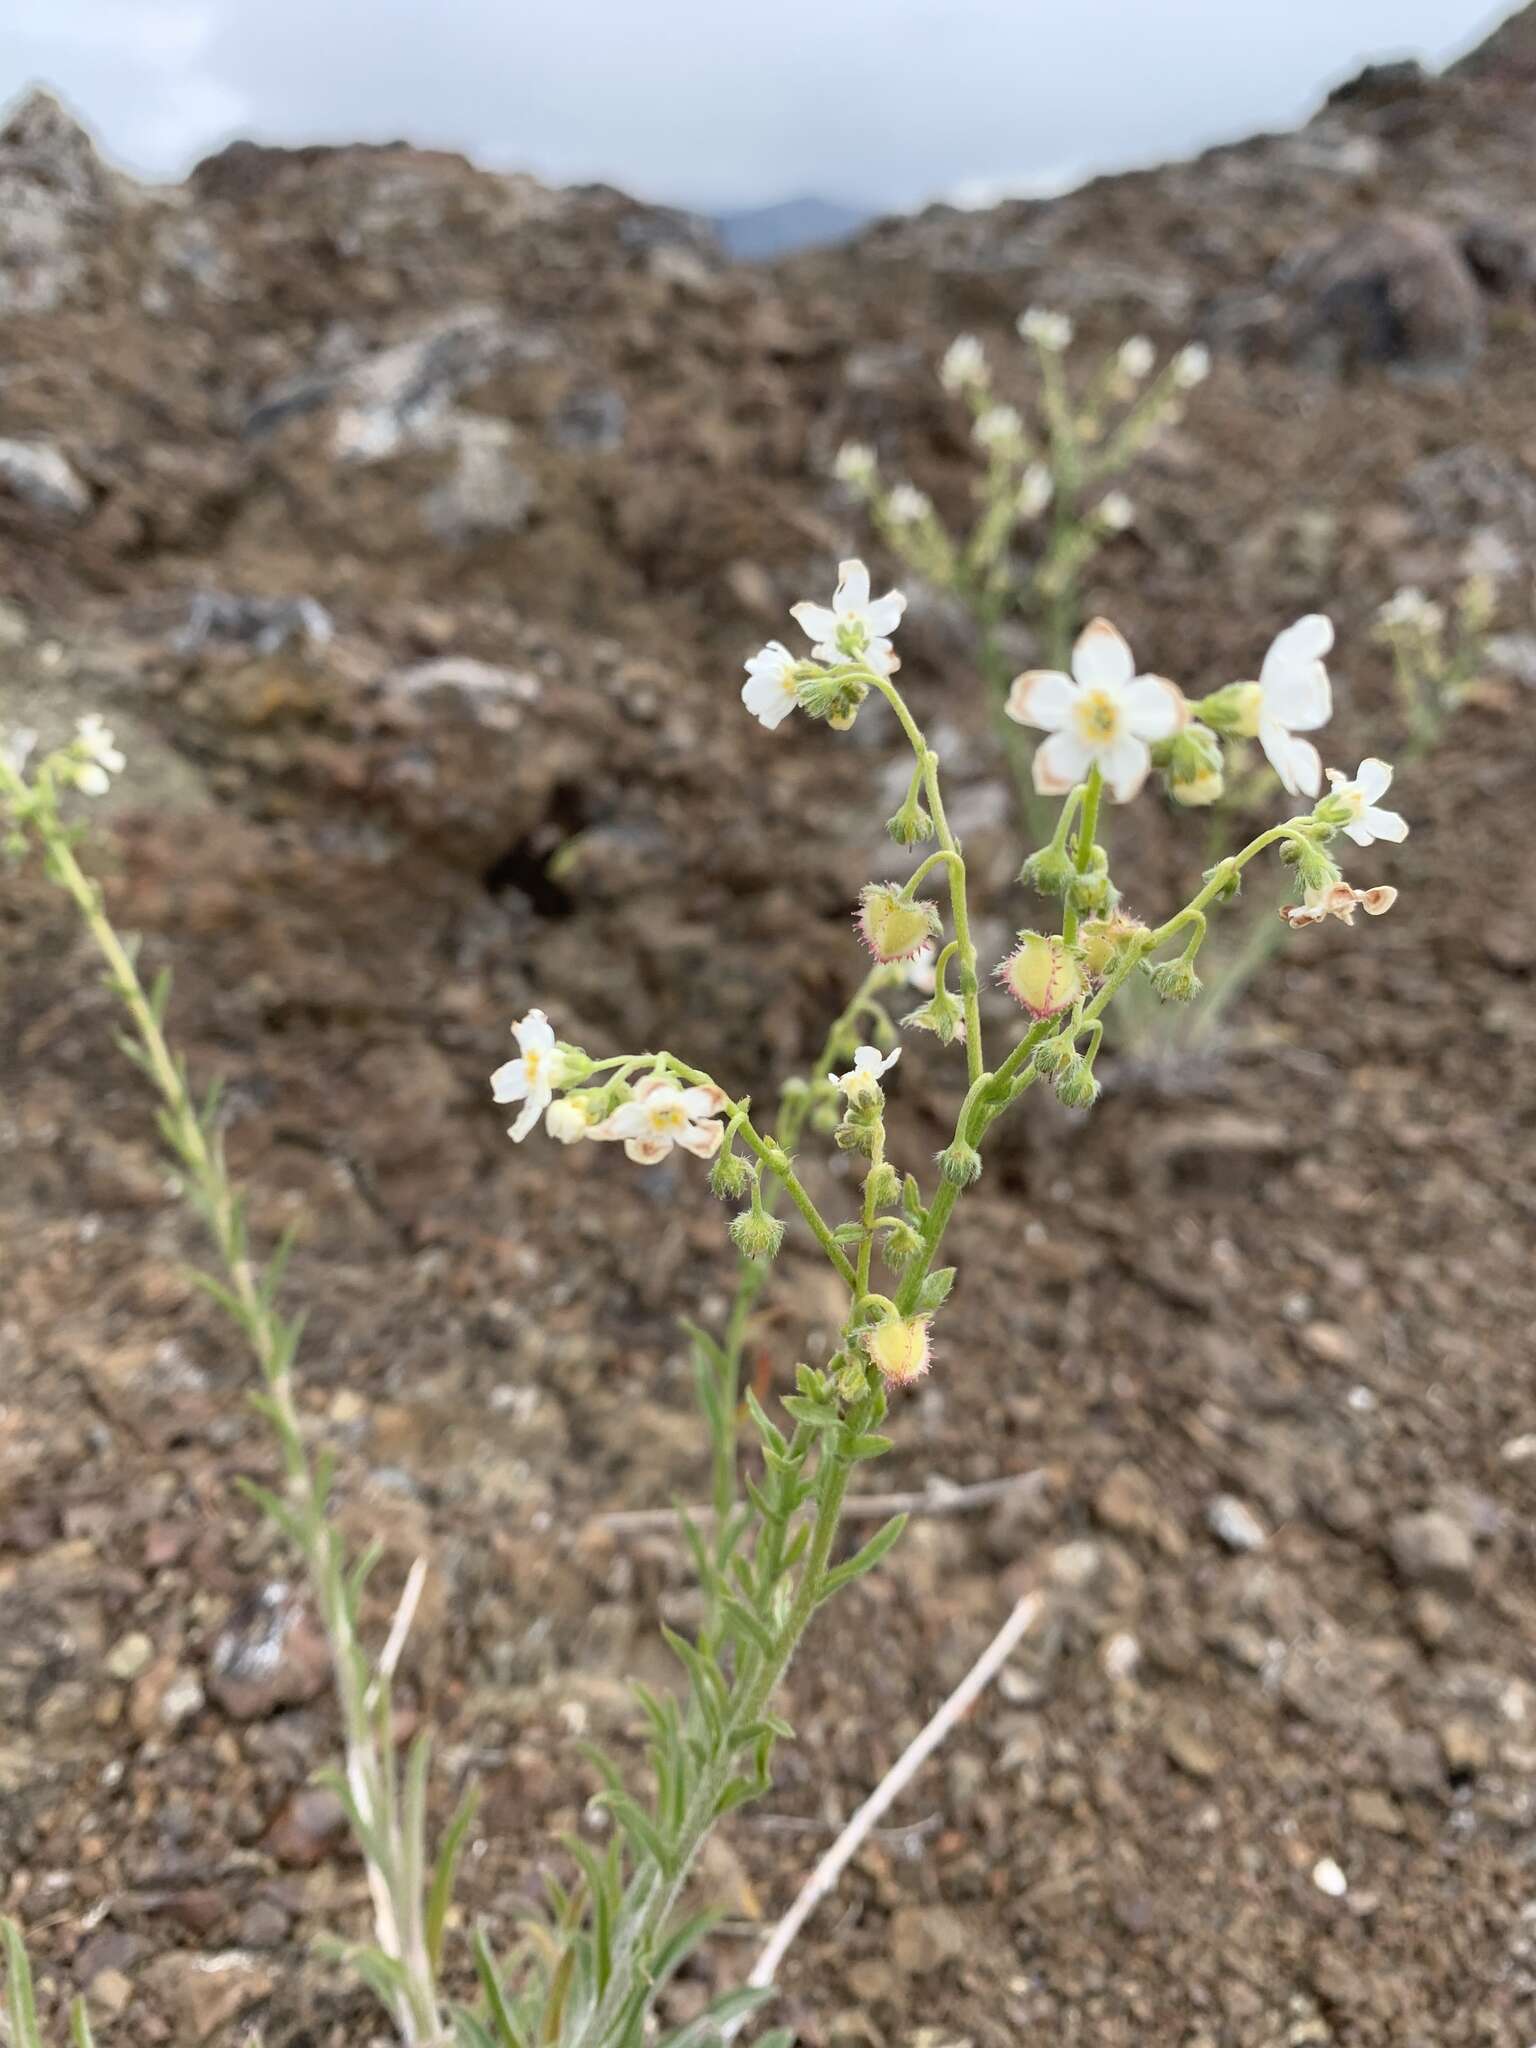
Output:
[
  {"xmin": 1408, "ymin": 1590, "xmax": 1457, "ymax": 1648},
  {"xmin": 236, "ymin": 1899, "xmax": 291, "ymax": 1949},
  {"xmin": 1301, "ymin": 1321, "xmax": 1359, "ymax": 1367},
  {"xmin": 887, "ymin": 1904, "xmax": 969, "ymax": 1976},
  {"xmin": 0, "ymin": 437, "xmax": 90, "ymax": 520},
  {"xmin": 262, "ymin": 1785, "xmax": 347, "ymax": 1868},
  {"xmin": 208, "ymin": 1583, "xmax": 330, "ymax": 1719},
  {"xmin": 142, "ymin": 1952, "xmax": 272, "ymax": 2042},
  {"xmin": 1163, "ymin": 1714, "xmax": 1222, "ymax": 1780},
  {"xmin": 104, "ymin": 1631, "xmax": 154, "ymax": 1681},
  {"xmin": 1348, "ymin": 1788, "xmax": 1404, "ymax": 1835},
  {"xmin": 1441, "ymin": 1716, "xmax": 1491, "ymax": 1776},
  {"xmin": 35, "ymin": 1680, "xmax": 95, "ymax": 1737},
  {"xmin": 1311, "ymin": 1856, "xmax": 1348, "ymax": 1898},
  {"xmin": 159, "ymin": 1668, "xmax": 207, "ymax": 1730},
  {"xmin": 1207, "ymin": 1494, "xmax": 1267, "ymax": 1552},
  {"xmin": 87, "ymin": 1968, "xmax": 134, "ymax": 2019},
  {"xmin": 1387, "ymin": 1510, "xmax": 1475, "ymax": 1592}
]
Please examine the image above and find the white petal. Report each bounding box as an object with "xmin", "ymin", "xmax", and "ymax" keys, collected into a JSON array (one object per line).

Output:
[
  {"xmin": 1260, "ymin": 614, "xmax": 1334, "ymax": 683},
  {"xmin": 1259, "ymin": 720, "xmax": 1321, "ymax": 798},
  {"xmin": 864, "ymin": 638, "xmax": 900, "ymax": 676},
  {"xmin": 490, "ymin": 1059, "xmax": 529, "ymax": 1104},
  {"xmin": 1032, "ymin": 729, "xmax": 1094, "ymax": 794},
  {"xmin": 509, "ymin": 1093, "xmax": 544, "ymax": 1142},
  {"xmin": 600, "ymin": 1101, "xmax": 653, "ymax": 1138},
  {"xmin": 1005, "ymin": 669, "xmax": 1077, "ymax": 732},
  {"xmin": 742, "ymin": 670, "xmax": 797, "ymax": 729},
  {"xmin": 1356, "ymin": 757, "xmax": 1393, "ymax": 804},
  {"xmin": 864, "ymin": 590, "xmax": 906, "ymax": 637},
  {"xmin": 513, "ymin": 1009, "xmax": 555, "ymax": 1054},
  {"xmin": 1098, "ymin": 732, "xmax": 1151, "ymax": 804},
  {"xmin": 834, "ymin": 559, "xmax": 870, "ymax": 612},
  {"xmin": 1071, "ymin": 618, "xmax": 1134, "ymax": 691},
  {"xmin": 624, "ymin": 1135, "xmax": 672, "ymax": 1164},
  {"xmin": 675, "ymin": 1118, "xmax": 724, "ymax": 1160},
  {"xmin": 680, "ymin": 1083, "xmax": 730, "ymax": 1119},
  {"xmin": 1122, "ymin": 673, "xmax": 1187, "ymax": 741},
  {"xmin": 632, "ymin": 1073, "xmax": 676, "ymax": 1100},
  {"xmin": 1342, "ymin": 819, "xmax": 1373, "ymax": 848},
  {"xmin": 1362, "ymin": 805, "xmax": 1408, "ymax": 843},
  {"xmin": 1261, "ymin": 660, "xmax": 1331, "ymax": 733},
  {"xmin": 789, "ymin": 601, "xmax": 838, "ymax": 644}
]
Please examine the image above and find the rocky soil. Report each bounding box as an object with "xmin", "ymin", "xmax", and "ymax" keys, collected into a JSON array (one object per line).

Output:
[{"xmin": 2, "ymin": 12, "xmax": 1536, "ymax": 2046}]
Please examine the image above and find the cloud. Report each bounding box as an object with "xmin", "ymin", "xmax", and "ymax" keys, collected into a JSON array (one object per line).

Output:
[{"xmin": 1, "ymin": 0, "xmax": 1507, "ymax": 208}]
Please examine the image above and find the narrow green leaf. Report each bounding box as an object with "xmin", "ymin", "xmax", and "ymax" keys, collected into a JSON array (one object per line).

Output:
[
  {"xmin": 2, "ymin": 1918, "xmax": 43, "ymax": 2048},
  {"xmin": 743, "ymin": 1389, "xmax": 786, "ymax": 1458},
  {"xmin": 427, "ymin": 1784, "xmax": 480, "ymax": 1971},
  {"xmin": 576, "ymin": 1740, "xmax": 625, "ymax": 1799},
  {"xmin": 595, "ymin": 1792, "xmax": 671, "ymax": 1875},
  {"xmin": 473, "ymin": 1928, "xmax": 530, "ymax": 2048},
  {"xmin": 645, "ymin": 1909, "xmax": 721, "ymax": 1993},
  {"xmin": 916, "ymin": 1266, "xmax": 957, "ymax": 1312},
  {"xmin": 453, "ymin": 2010, "xmax": 500, "ymax": 2048},
  {"xmin": 778, "ymin": 1396, "xmax": 839, "ymax": 1432},
  {"xmin": 718, "ymin": 1594, "xmax": 775, "ymax": 1658},
  {"xmin": 843, "ymin": 1432, "xmax": 894, "ymax": 1462},
  {"xmin": 712, "ymin": 1774, "xmax": 764, "ymax": 1818},
  {"xmin": 793, "ymin": 1363, "xmax": 828, "ymax": 1399},
  {"xmin": 68, "ymin": 1996, "xmax": 98, "ymax": 2048},
  {"xmin": 734, "ymin": 1714, "xmax": 793, "ymax": 1749},
  {"xmin": 819, "ymin": 1513, "xmax": 909, "ymax": 1600}
]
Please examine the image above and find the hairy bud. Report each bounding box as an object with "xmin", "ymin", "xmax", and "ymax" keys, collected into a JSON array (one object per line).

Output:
[
  {"xmin": 1077, "ymin": 911, "xmax": 1148, "ymax": 981},
  {"xmin": 1054, "ymin": 1055, "xmax": 1101, "ymax": 1109},
  {"xmin": 1018, "ymin": 842, "xmax": 1078, "ymax": 898},
  {"xmin": 729, "ymin": 1206, "xmax": 786, "ymax": 1262},
  {"xmin": 997, "ymin": 931, "xmax": 1085, "ymax": 1018},
  {"xmin": 885, "ymin": 793, "xmax": 935, "ymax": 847},
  {"xmin": 1146, "ymin": 955, "xmax": 1203, "ymax": 1004},
  {"xmin": 861, "ymin": 1314, "xmax": 934, "ymax": 1388},
  {"xmin": 937, "ymin": 1138, "xmax": 982, "ymax": 1186},
  {"xmin": 1197, "ymin": 681, "xmax": 1263, "ymax": 739},
  {"xmin": 709, "ymin": 1146, "xmax": 753, "ymax": 1200},
  {"xmin": 857, "ymin": 884, "xmax": 943, "ymax": 964}
]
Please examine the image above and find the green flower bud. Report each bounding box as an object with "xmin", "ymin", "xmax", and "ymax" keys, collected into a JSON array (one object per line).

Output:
[
  {"xmin": 1196, "ymin": 681, "xmax": 1263, "ymax": 739},
  {"xmin": 1077, "ymin": 911, "xmax": 1148, "ymax": 980},
  {"xmin": 1157, "ymin": 723, "xmax": 1225, "ymax": 808},
  {"xmin": 1032, "ymin": 1032, "xmax": 1076, "ymax": 1077},
  {"xmin": 937, "ymin": 1138, "xmax": 982, "ymax": 1186},
  {"xmin": 1018, "ymin": 842, "xmax": 1077, "ymax": 898},
  {"xmin": 902, "ymin": 986, "xmax": 964, "ymax": 1045},
  {"xmin": 835, "ymin": 1095, "xmax": 884, "ymax": 1159},
  {"xmin": 1054, "ymin": 1055, "xmax": 1101, "ymax": 1109},
  {"xmin": 797, "ymin": 672, "xmax": 869, "ymax": 728},
  {"xmin": 1280, "ymin": 832, "xmax": 1341, "ymax": 894},
  {"xmin": 880, "ymin": 1218, "xmax": 924, "ymax": 1270},
  {"xmin": 729, "ymin": 1206, "xmax": 786, "ymax": 1262},
  {"xmin": 886, "ymin": 794, "xmax": 936, "ymax": 847},
  {"xmin": 865, "ymin": 1160, "xmax": 901, "ymax": 1208},
  {"xmin": 1146, "ymin": 955, "xmax": 1203, "ymax": 1004},
  {"xmin": 709, "ymin": 1147, "xmax": 753, "ymax": 1200},
  {"xmin": 834, "ymin": 1355, "xmax": 871, "ymax": 1402}
]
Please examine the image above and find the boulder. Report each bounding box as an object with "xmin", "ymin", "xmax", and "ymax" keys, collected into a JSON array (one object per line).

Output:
[{"xmin": 1288, "ymin": 211, "xmax": 1485, "ymax": 377}]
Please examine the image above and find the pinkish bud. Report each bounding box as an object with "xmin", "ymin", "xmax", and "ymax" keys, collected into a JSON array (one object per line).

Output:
[{"xmin": 861, "ymin": 1314, "xmax": 933, "ymax": 1388}]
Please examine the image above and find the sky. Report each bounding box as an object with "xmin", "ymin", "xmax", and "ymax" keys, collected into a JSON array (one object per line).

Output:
[{"xmin": 0, "ymin": 0, "xmax": 1514, "ymax": 214}]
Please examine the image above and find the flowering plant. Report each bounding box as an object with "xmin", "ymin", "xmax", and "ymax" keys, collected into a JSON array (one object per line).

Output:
[{"xmin": 1, "ymin": 550, "xmax": 1407, "ymax": 2045}]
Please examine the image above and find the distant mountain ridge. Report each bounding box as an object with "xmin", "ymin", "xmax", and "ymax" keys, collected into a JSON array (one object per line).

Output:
[{"xmin": 710, "ymin": 193, "xmax": 868, "ymax": 260}]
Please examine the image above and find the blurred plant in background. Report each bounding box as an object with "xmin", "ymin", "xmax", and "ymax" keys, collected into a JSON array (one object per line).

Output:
[{"xmin": 1373, "ymin": 576, "xmax": 1496, "ymax": 755}]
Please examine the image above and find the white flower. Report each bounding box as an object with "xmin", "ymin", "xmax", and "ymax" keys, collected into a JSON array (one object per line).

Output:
[
  {"xmin": 833, "ymin": 441, "xmax": 877, "ymax": 490},
  {"xmin": 1253, "ymin": 614, "xmax": 1334, "ymax": 797},
  {"xmin": 1377, "ymin": 586, "xmax": 1444, "ymax": 634},
  {"xmin": 1005, "ymin": 618, "xmax": 1188, "ymax": 803},
  {"xmin": 71, "ymin": 713, "xmax": 125, "ymax": 796},
  {"xmin": 1325, "ymin": 758, "xmax": 1409, "ymax": 847},
  {"xmin": 790, "ymin": 559, "xmax": 905, "ymax": 676},
  {"xmin": 1017, "ymin": 463, "xmax": 1053, "ymax": 519},
  {"xmin": 906, "ymin": 943, "xmax": 938, "ymax": 994},
  {"xmin": 742, "ymin": 641, "xmax": 801, "ymax": 730},
  {"xmin": 589, "ymin": 1073, "xmax": 728, "ymax": 1165},
  {"xmin": 2, "ymin": 726, "xmax": 38, "ymax": 776},
  {"xmin": 1172, "ymin": 342, "xmax": 1211, "ymax": 389},
  {"xmin": 886, "ymin": 483, "xmax": 932, "ymax": 525},
  {"xmin": 1097, "ymin": 491, "xmax": 1134, "ymax": 531},
  {"xmin": 1118, "ymin": 335, "xmax": 1155, "ymax": 380},
  {"xmin": 492, "ymin": 1009, "xmax": 567, "ymax": 1143},
  {"xmin": 972, "ymin": 403, "xmax": 1024, "ymax": 453},
  {"xmin": 837, "ymin": 1044, "xmax": 901, "ymax": 1096},
  {"xmin": 1018, "ymin": 307, "xmax": 1074, "ymax": 351},
  {"xmin": 939, "ymin": 334, "xmax": 988, "ymax": 392}
]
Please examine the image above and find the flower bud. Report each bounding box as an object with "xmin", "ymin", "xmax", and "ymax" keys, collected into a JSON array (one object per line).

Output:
[
  {"xmin": 1156, "ymin": 723, "xmax": 1224, "ymax": 809},
  {"xmin": 885, "ymin": 793, "xmax": 935, "ymax": 847},
  {"xmin": 937, "ymin": 1138, "xmax": 982, "ymax": 1186},
  {"xmin": 997, "ymin": 932, "xmax": 1085, "ymax": 1018},
  {"xmin": 1018, "ymin": 842, "xmax": 1077, "ymax": 898},
  {"xmin": 1146, "ymin": 955, "xmax": 1203, "ymax": 1004},
  {"xmin": 729, "ymin": 1206, "xmax": 786, "ymax": 1263},
  {"xmin": 834, "ymin": 1355, "xmax": 871, "ymax": 1402},
  {"xmin": 1054, "ymin": 1055, "xmax": 1101, "ymax": 1109},
  {"xmin": 1016, "ymin": 463, "xmax": 1054, "ymax": 520},
  {"xmin": 1280, "ymin": 832, "xmax": 1341, "ymax": 894},
  {"xmin": 1118, "ymin": 335, "xmax": 1155, "ymax": 381},
  {"xmin": 1067, "ymin": 871, "xmax": 1113, "ymax": 915},
  {"xmin": 544, "ymin": 1095, "xmax": 594, "ymax": 1144},
  {"xmin": 1196, "ymin": 681, "xmax": 1263, "ymax": 739},
  {"xmin": 902, "ymin": 985, "xmax": 965, "ymax": 1045},
  {"xmin": 1097, "ymin": 490, "xmax": 1135, "ymax": 532},
  {"xmin": 709, "ymin": 1146, "xmax": 753, "ymax": 1200},
  {"xmin": 865, "ymin": 1160, "xmax": 901, "ymax": 1208},
  {"xmin": 833, "ymin": 441, "xmax": 878, "ymax": 494},
  {"xmin": 835, "ymin": 1095, "xmax": 884, "ymax": 1159},
  {"xmin": 1172, "ymin": 342, "xmax": 1211, "ymax": 389},
  {"xmin": 880, "ymin": 1218, "xmax": 924, "ymax": 1269},
  {"xmin": 857, "ymin": 883, "xmax": 943, "ymax": 964},
  {"xmin": 1032, "ymin": 1033, "xmax": 1075, "ymax": 1077},
  {"xmin": 796, "ymin": 672, "xmax": 869, "ymax": 728},
  {"xmin": 1077, "ymin": 911, "xmax": 1148, "ymax": 979},
  {"xmin": 861, "ymin": 1314, "xmax": 933, "ymax": 1388}
]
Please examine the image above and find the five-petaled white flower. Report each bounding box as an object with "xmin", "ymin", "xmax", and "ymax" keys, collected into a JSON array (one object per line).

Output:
[
  {"xmin": 72, "ymin": 714, "xmax": 125, "ymax": 796},
  {"xmin": 1018, "ymin": 307, "xmax": 1074, "ymax": 351},
  {"xmin": 590, "ymin": 1074, "xmax": 728, "ymax": 1165},
  {"xmin": 492, "ymin": 1009, "xmax": 568, "ymax": 1142},
  {"xmin": 833, "ymin": 441, "xmax": 877, "ymax": 490},
  {"xmin": 1118, "ymin": 336, "xmax": 1155, "ymax": 380},
  {"xmin": 1006, "ymin": 618, "xmax": 1187, "ymax": 803},
  {"xmin": 1253, "ymin": 614, "xmax": 1334, "ymax": 798},
  {"xmin": 790, "ymin": 559, "xmax": 905, "ymax": 677},
  {"xmin": 742, "ymin": 641, "xmax": 801, "ymax": 730},
  {"xmin": 940, "ymin": 334, "xmax": 988, "ymax": 392},
  {"xmin": 1326, "ymin": 759, "xmax": 1409, "ymax": 847},
  {"xmin": 887, "ymin": 483, "xmax": 932, "ymax": 525},
  {"xmin": 972, "ymin": 403, "xmax": 1024, "ymax": 453},
  {"xmin": 837, "ymin": 1044, "xmax": 901, "ymax": 1097},
  {"xmin": 1172, "ymin": 343, "xmax": 1210, "ymax": 388}
]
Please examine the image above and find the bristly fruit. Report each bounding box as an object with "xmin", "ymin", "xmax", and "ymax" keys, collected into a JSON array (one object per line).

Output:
[
  {"xmin": 857, "ymin": 883, "xmax": 943, "ymax": 964},
  {"xmin": 996, "ymin": 931, "xmax": 1085, "ymax": 1018}
]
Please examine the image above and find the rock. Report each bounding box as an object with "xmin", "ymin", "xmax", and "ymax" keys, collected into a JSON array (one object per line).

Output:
[
  {"xmin": 236, "ymin": 1898, "xmax": 291, "ymax": 1949},
  {"xmin": 424, "ymin": 423, "xmax": 538, "ymax": 543},
  {"xmin": 390, "ymin": 656, "xmax": 542, "ymax": 726},
  {"xmin": 550, "ymin": 383, "xmax": 627, "ymax": 452},
  {"xmin": 1299, "ymin": 1320, "xmax": 1359, "ymax": 1367},
  {"xmin": 1290, "ymin": 212, "xmax": 1485, "ymax": 377},
  {"xmin": 1348, "ymin": 1788, "xmax": 1404, "ymax": 1835},
  {"xmin": 1461, "ymin": 215, "xmax": 1536, "ymax": 297},
  {"xmin": 0, "ymin": 88, "xmax": 117, "ymax": 314},
  {"xmin": 1162, "ymin": 1712, "xmax": 1222, "ymax": 1780},
  {"xmin": 86, "ymin": 1967, "xmax": 134, "ymax": 2020},
  {"xmin": 1441, "ymin": 1715, "xmax": 1491, "ymax": 1776},
  {"xmin": 1408, "ymin": 1590, "xmax": 1457, "ymax": 1649},
  {"xmin": 1311, "ymin": 1856, "xmax": 1348, "ymax": 1898},
  {"xmin": 207, "ymin": 1583, "xmax": 330, "ymax": 1719},
  {"xmin": 1387, "ymin": 1510, "xmax": 1475, "ymax": 1592},
  {"xmin": 141, "ymin": 1951, "xmax": 272, "ymax": 2042},
  {"xmin": 262, "ymin": 1784, "xmax": 347, "ymax": 1867},
  {"xmin": 0, "ymin": 438, "xmax": 90, "ymax": 521},
  {"xmin": 173, "ymin": 592, "xmax": 334, "ymax": 656},
  {"xmin": 1206, "ymin": 1495, "xmax": 1267, "ymax": 1552},
  {"xmin": 887, "ymin": 1903, "xmax": 970, "ymax": 1976},
  {"xmin": 104, "ymin": 1631, "xmax": 155, "ymax": 1681}
]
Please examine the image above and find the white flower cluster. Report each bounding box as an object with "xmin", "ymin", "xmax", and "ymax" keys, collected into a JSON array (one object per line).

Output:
[
  {"xmin": 70, "ymin": 715, "xmax": 125, "ymax": 796},
  {"xmin": 741, "ymin": 560, "xmax": 906, "ymax": 731},
  {"xmin": 491, "ymin": 1009, "xmax": 728, "ymax": 1163}
]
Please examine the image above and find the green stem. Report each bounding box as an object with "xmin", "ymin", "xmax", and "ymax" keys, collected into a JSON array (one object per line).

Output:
[{"xmin": 1061, "ymin": 763, "xmax": 1103, "ymax": 946}]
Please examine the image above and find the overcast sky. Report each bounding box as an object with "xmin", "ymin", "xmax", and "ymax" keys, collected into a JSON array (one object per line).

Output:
[{"xmin": 0, "ymin": 0, "xmax": 1513, "ymax": 212}]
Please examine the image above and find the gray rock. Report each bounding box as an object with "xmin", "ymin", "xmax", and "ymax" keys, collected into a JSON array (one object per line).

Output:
[
  {"xmin": 208, "ymin": 1582, "xmax": 330, "ymax": 1719},
  {"xmin": 1288, "ymin": 212, "xmax": 1485, "ymax": 377},
  {"xmin": 0, "ymin": 87, "xmax": 118, "ymax": 314},
  {"xmin": 424, "ymin": 422, "xmax": 537, "ymax": 542},
  {"xmin": 173, "ymin": 591, "xmax": 333, "ymax": 656},
  {"xmin": 0, "ymin": 438, "xmax": 89, "ymax": 521},
  {"xmin": 1387, "ymin": 1510, "xmax": 1476, "ymax": 1592},
  {"xmin": 391, "ymin": 656, "xmax": 542, "ymax": 724},
  {"xmin": 1207, "ymin": 1494, "xmax": 1268, "ymax": 1553},
  {"xmin": 550, "ymin": 383, "xmax": 627, "ymax": 453}
]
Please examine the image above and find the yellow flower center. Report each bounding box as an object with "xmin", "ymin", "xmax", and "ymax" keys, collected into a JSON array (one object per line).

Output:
[
  {"xmin": 524, "ymin": 1050, "xmax": 542, "ymax": 1080},
  {"xmin": 651, "ymin": 1103, "xmax": 686, "ymax": 1131},
  {"xmin": 1074, "ymin": 690, "xmax": 1122, "ymax": 744}
]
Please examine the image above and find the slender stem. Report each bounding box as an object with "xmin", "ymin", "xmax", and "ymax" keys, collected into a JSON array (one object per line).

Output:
[
  {"xmin": 900, "ymin": 847, "xmax": 962, "ymax": 896},
  {"xmin": 1061, "ymin": 762, "xmax": 1103, "ymax": 946}
]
